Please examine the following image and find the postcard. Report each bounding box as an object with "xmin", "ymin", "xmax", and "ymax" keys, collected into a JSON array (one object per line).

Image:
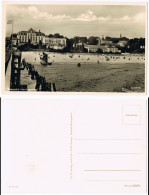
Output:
[
  {"xmin": 1, "ymin": 1, "xmax": 147, "ymax": 93},
  {"xmin": 1, "ymin": 99, "xmax": 147, "ymax": 193}
]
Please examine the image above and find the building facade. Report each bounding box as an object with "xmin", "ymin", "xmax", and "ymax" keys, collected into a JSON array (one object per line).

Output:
[
  {"xmin": 106, "ymin": 46, "xmax": 121, "ymax": 53},
  {"xmin": 17, "ymin": 28, "xmax": 45, "ymax": 45},
  {"xmin": 17, "ymin": 28, "xmax": 66, "ymax": 50},
  {"xmin": 84, "ymin": 44, "xmax": 121, "ymax": 53},
  {"xmin": 45, "ymin": 37, "xmax": 67, "ymax": 50},
  {"xmin": 84, "ymin": 44, "xmax": 100, "ymax": 52},
  {"xmin": 117, "ymin": 40, "xmax": 128, "ymax": 47}
]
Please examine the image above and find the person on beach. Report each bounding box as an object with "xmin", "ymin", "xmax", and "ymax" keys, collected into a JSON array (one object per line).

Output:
[
  {"xmin": 77, "ymin": 63, "xmax": 81, "ymax": 67},
  {"xmin": 49, "ymin": 83, "xmax": 51, "ymax": 91}
]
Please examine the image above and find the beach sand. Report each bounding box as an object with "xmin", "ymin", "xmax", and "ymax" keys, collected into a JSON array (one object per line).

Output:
[{"xmin": 20, "ymin": 52, "xmax": 145, "ymax": 92}]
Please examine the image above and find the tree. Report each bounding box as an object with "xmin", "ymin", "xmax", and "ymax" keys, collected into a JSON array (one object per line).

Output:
[
  {"xmin": 53, "ymin": 33, "xmax": 64, "ymax": 38},
  {"xmin": 53, "ymin": 33, "xmax": 60, "ymax": 38},
  {"xmin": 83, "ymin": 47, "xmax": 88, "ymax": 53},
  {"xmin": 105, "ymin": 36, "xmax": 111, "ymax": 41},
  {"xmin": 80, "ymin": 37, "xmax": 87, "ymax": 43},
  {"xmin": 97, "ymin": 48, "xmax": 103, "ymax": 54},
  {"xmin": 28, "ymin": 39, "xmax": 31, "ymax": 46},
  {"xmin": 73, "ymin": 37, "xmax": 80, "ymax": 44},
  {"xmin": 139, "ymin": 38, "xmax": 145, "ymax": 46},
  {"xmin": 48, "ymin": 34, "xmax": 53, "ymax": 38},
  {"xmin": 88, "ymin": 36, "xmax": 98, "ymax": 45},
  {"xmin": 39, "ymin": 40, "xmax": 42, "ymax": 49},
  {"xmin": 63, "ymin": 38, "xmax": 73, "ymax": 52},
  {"xmin": 10, "ymin": 33, "xmax": 17, "ymax": 39},
  {"xmin": 39, "ymin": 40, "xmax": 42, "ymax": 46},
  {"xmin": 125, "ymin": 38, "xmax": 145, "ymax": 53}
]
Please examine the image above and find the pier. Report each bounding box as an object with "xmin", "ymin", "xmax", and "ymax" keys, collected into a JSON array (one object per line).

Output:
[
  {"xmin": 5, "ymin": 51, "xmax": 56, "ymax": 92},
  {"xmin": 5, "ymin": 51, "xmax": 145, "ymax": 92}
]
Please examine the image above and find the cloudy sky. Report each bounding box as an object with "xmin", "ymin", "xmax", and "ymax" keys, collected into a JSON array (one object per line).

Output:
[{"xmin": 6, "ymin": 4, "xmax": 146, "ymax": 38}]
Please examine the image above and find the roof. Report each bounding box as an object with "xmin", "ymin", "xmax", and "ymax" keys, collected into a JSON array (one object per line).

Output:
[
  {"xmin": 36, "ymin": 32, "xmax": 45, "ymax": 36},
  {"xmin": 49, "ymin": 37, "xmax": 66, "ymax": 40},
  {"xmin": 98, "ymin": 45, "xmax": 107, "ymax": 50},
  {"xmin": 28, "ymin": 28, "xmax": 36, "ymax": 33},
  {"xmin": 18, "ymin": 31, "xmax": 27, "ymax": 34},
  {"xmin": 84, "ymin": 44, "xmax": 107, "ymax": 50},
  {"xmin": 84, "ymin": 44, "xmax": 100, "ymax": 49},
  {"xmin": 18, "ymin": 28, "xmax": 45, "ymax": 36}
]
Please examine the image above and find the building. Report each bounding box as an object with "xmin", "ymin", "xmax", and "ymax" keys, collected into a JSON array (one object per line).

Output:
[
  {"xmin": 84, "ymin": 44, "xmax": 121, "ymax": 53},
  {"xmin": 106, "ymin": 46, "xmax": 121, "ymax": 53},
  {"xmin": 84, "ymin": 44, "xmax": 100, "ymax": 53},
  {"xmin": 49, "ymin": 38, "xmax": 66, "ymax": 45},
  {"xmin": 46, "ymin": 38, "xmax": 67, "ymax": 50},
  {"xmin": 17, "ymin": 28, "xmax": 45, "ymax": 45},
  {"xmin": 50, "ymin": 43, "xmax": 66, "ymax": 50},
  {"xmin": 73, "ymin": 42, "xmax": 84, "ymax": 47},
  {"xmin": 101, "ymin": 39, "xmax": 113, "ymax": 45},
  {"xmin": 42, "ymin": 35, "xmax": 50, "ymax": 45},
  {"xmin": 16, "ymin": 28, "xmax": 67, "ymax": 50},
  {"xmin": 17, "ymin": 31, "xmax": 27, "ymax": 44},
  {"xmin": 84, "ymin": 44, "xmax": 107, "ymax": 53},
  {"xmin": 100, "ymin": 36, "xmax": 113, "ymax": 45},
  {"xmin": 98, "ymin": 45, "xmax": 108, "ymax": 53},
  {"xmin": 36, "ymin": 30, "xmax": 45, "ymax": 44},
  {"xmin": 117, "ymin": 40, "xmax": 128, "ymax": 47}
]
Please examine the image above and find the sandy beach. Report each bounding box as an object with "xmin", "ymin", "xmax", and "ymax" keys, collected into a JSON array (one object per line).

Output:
[
  {"xmin": 22, "ymin": 52, "xmax": 145, "ymax": 64},
  {"xmin": 20, "ymin": 52, "xmax": 145, "ymax": 92}
]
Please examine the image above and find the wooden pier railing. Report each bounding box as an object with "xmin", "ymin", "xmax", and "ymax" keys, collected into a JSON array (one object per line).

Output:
[{"xmin": 6, "ymin": 51, "xmax": 56, "ymax": 92}]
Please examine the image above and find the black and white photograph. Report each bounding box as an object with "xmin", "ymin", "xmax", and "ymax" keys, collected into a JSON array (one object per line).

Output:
[
  {"xmin": 3, "ymin": 2, "xmax": 147, "ymax": 92},
  {"xmin": 1, "ymin": 1, "xmax": 148, "ymax": 194}
]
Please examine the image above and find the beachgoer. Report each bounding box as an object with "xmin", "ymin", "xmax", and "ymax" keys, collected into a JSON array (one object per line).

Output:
[
  {"xmin": 53, "ymin": 83, "xmax": 56, "ymax": 92},
  {"xmin": 49, "ymin": 83, "xmax": 51, "ymax": 91}
]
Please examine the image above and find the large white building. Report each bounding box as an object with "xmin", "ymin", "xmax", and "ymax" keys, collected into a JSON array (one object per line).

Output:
[
  {"xmin": 42, "ymin": 36, "xmax": 67, "ymax": 50},
  {"xmin": 17, "ymin": 28, "xmax": 67, "ymax": 50},
  {"xmin": 84, "ymin": 44, "xmax": 121, "ymax": 53},
  {"xmin": 117, "ymin": 40, "xmax": 128, "ymax": 47},
  {"xmin": 17, "ymin": 28, "xmax": 45, "ymax": 45}
]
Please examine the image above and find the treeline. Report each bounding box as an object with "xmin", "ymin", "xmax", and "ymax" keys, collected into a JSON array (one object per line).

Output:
[
  {"xmin": 6, "ymin": 33, "xmax": 145, "ymax": 53},
  {"xmin": 48, "ymin": 34, "xmax": 99, "ymax": 45},
  {"xmin": 125, "ymin": 38, "xmax": 145, "ymax": 53}
]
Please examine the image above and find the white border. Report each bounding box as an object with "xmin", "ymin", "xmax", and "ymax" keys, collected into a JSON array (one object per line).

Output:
[
  {"xmin": 0, "ymin": 1, "xmax": 148, "ymax": 195},
  {"xmin": 1, "ymin": 0, "xmax": 148, "ymax": 96}
]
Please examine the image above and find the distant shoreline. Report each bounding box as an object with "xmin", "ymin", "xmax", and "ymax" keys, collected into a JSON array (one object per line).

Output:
[
  {"xmin": 21, "ymin": 50, "xmax": 145, "ymax": 56},
  {"xmin": 21, "ymin": 51, "xmax": 145, "ymax": 65}
]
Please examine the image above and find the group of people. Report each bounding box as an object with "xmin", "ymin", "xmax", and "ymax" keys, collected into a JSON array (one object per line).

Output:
[{"xmin": 22, "ymin": 59, "xmax": 56, "ymax": 91}]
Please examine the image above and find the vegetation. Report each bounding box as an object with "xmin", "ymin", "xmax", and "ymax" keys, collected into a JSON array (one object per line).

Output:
[
  {"xmin": 6, "ymin": 33, "xmax": 145, "ymax": 53},
  {"xmin": 48, "ymin": 33, "xmax": 64, "ymax": 38},
  {"xmin": 126, "ymin": 38, "xmax": 145, "ymax": 53},
  {"xmin": 88, "ymin": 36, "xmax": 98, "ymax": 45}
]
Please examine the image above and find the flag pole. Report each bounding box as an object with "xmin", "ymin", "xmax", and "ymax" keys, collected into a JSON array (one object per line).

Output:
[
  {"xmin": 11, "ymin": 22, "xmax": 13, "ymax": 54},
  {"xmin": 7, "ymin": 20, "xmax": 14, "ymax": 53}
]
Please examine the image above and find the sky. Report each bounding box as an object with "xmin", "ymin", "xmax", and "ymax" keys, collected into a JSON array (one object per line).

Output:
[{"xmin": 6, "ymin": 4, "xmax": 146, "ymax": 38}]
